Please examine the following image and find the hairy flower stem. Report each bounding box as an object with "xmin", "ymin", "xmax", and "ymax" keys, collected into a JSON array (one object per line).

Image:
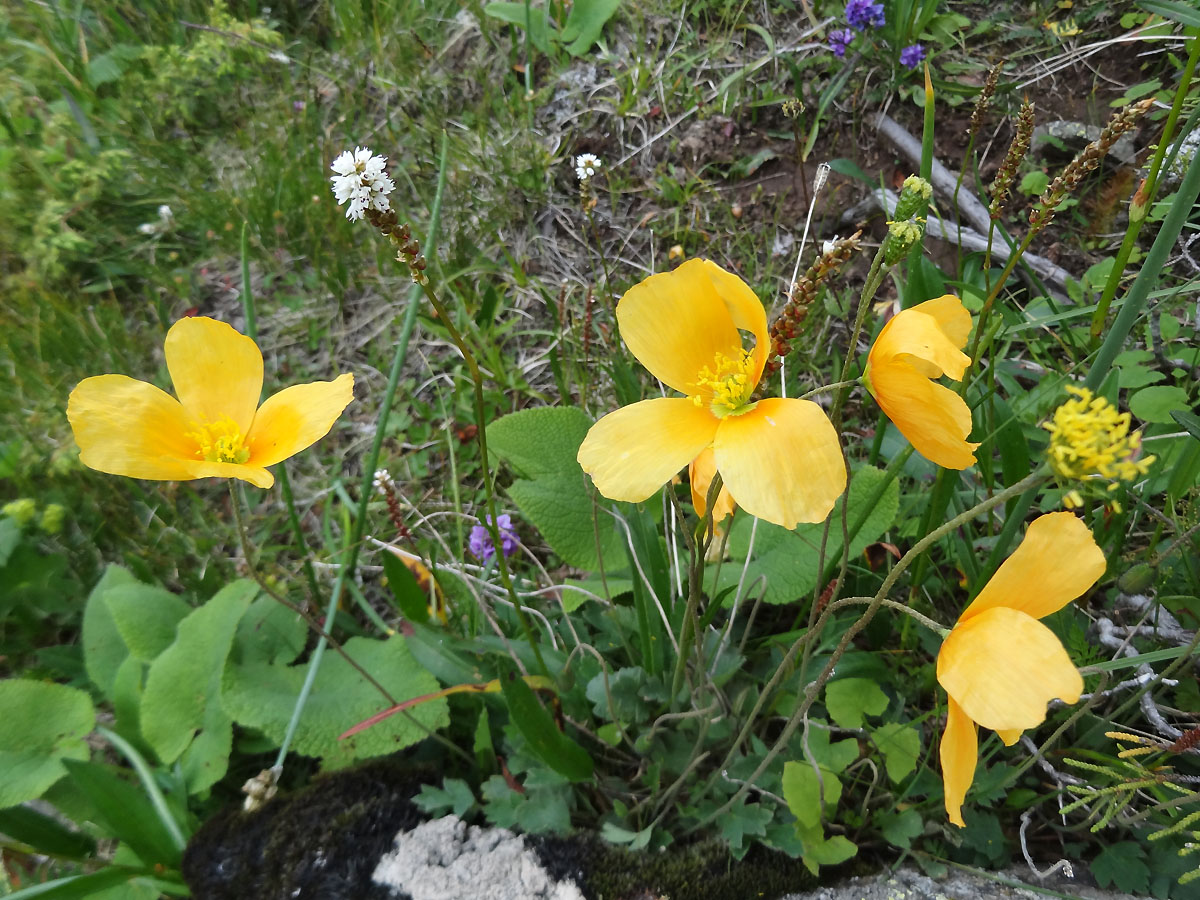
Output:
[
  {"xmin": 690, "ymin": 470, "xmax": 1047, "ymax": 830},
  {"xmin": 276, "ymin": 133, "xmax": 450, "ymax": 770},
  {"xmin": 419, "ymin": 282, "xmax": 550, "ymax": 679},
  {"xmin": 670, "ymin": 474, "xmax": 723, "ymax": 708}
]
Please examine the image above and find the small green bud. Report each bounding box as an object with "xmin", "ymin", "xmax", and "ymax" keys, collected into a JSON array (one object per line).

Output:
[
  {"xmin": 882, "ymin": 219, "xmax": 925, "ymax": 266},
  {"xmin": 2, "ymin": 498, "xmax": 37, "ymax": 528},
  {"xmin": 1116, "ymin": 563, "xmax": 1155, "ymax": 595},
  {"xmin": 893, "ymin": 175, "xmax": 933, "ymax": 220},
  {"xmin": 39, "ymin": 504, "xmax": 66, "ymax": 535}
]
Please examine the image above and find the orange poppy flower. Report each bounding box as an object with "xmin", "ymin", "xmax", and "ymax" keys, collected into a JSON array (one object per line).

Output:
[
  {"xmin": 577, "ymin": 260, "xmax": 845, "ymax": 529},
  {"xmin": 67, "ymin": 317, "xmax": 353, "ymax": 489},
  {"xmin": 864, "ymin": 295, "xmax": 979, "ymax": 469},
  {"xmin": 937, "ymin": 511, "xmax": 1106, "ymax": 826}
]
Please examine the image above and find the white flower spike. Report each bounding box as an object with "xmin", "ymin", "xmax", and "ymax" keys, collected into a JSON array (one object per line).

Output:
[
  {"xmin": 575, "ymin": 153, "xmax": 602, "ymax": 182},
  {"xmin": 330, "ymin": 146, "xmax": 396, "ymax": 222}
]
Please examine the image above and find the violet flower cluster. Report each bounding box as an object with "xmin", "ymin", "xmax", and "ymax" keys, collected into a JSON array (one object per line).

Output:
[
  {"xmin": 900, "ymin": 44, "xmax": 926, "ymax": 69},
  {"xmin": 469, "ymin": 513, "xmax": 519, "ymax": 561},
  {"xmin": 844, "ymin": 0, "xmax": 885, "ymax": 30}
]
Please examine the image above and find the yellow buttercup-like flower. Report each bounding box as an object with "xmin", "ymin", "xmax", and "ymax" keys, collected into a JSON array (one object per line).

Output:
[
  {"xmin": 937, "ymin": 512, "xmax": 1106, "ymax": 826},
  {"xmin": 67, "ymin": 316, "xmax": 354, "ymax": 489},
  {"xmin": 577, "ymin": 259, "xmax": 845, "ymax": 529},
  {"xmin": 864, "ymin": 295, "xmax": 979, "ymax": 470}
]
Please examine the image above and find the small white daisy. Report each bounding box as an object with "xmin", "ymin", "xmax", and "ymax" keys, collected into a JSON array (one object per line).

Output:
[
  {"xmin": 373, "ymin": 468, "xmax": 395, "ymax": 493},
  {"xmin": 330, "ymin": 146, "xmax": 396, "ymax": 222},
  {"xmin": 575, "ymin": 153, "xmax": 602, "ymax": 181}
]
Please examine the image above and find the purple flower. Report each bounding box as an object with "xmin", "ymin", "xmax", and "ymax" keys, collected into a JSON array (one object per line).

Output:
[
  {"xmin": 900, "ymin": 44, "xmax": 926, "ymax": 69},
  {"xmin": 469, "ymin": 514, "xmax": 519, "ymax": 561},
  {"xmin": 828, "ymin": 28, "xmax": 855, "ymax": 57},
  {"xmin": 845, "ymin": 0, "xmax": 885, "ymax": 30}
]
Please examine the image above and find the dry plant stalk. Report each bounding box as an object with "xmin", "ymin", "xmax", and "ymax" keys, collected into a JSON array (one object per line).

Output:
[
  {"xmin": 764, "ymin": 231, "xmax": 862, "ymax": 378},
  {"xmin": 989, "ymin": 101, "xmax": 1036, "ymax": 220}
]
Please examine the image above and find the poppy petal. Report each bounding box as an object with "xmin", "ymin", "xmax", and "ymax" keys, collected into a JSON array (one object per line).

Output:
[
  {"xmin": 689, "ymin": 446, "xmax": 736, "ymax": 524},
  {"xmin": 68, "ymin": 375, "xmax": 201, "ymax": 481},
  {"xmin": 165, "ymin": 316, "xmax": 263, "ymax": 434},
  {"xmin": 616, "ymin": 260, "xmax": 743, "ymax": 396},
  {"xmin": 700, "ymin": 260, "xmax": 769, "ymax": 384},
  {"xmin": 712, "ymin": 398, "xmax": 845, "ymax": 529},
  {"xmin": 937, "ymin": 607, "xmax": 1083, "ymax": 734},
  {"xmin": 578, "ymin": 398, "xmax": 720, "ymax": 503},
  {"xmin": 872, "ymin": 300, "xmax": 971, "ymax": 382},
  {"xmin": 995, "ymin": 727, "xmax": 1023, "ymax": 746},
  {"xmin": 246, "ymin": 374, "xmax": 355, "ymax": 468},
  {"xmin": 941, "ymin": 696, "xmax": 977, "ymax": 827},
  {"xmin": 962, "ymin": 511, "xmax": 1106, "ymax": 622},
  {"xmin": 867, "ymin": 358, "xmax": 978, "ymax": 469},
  {"xmin": 190, "ymin": 461, "xmax": 275, "ymax": 489}
]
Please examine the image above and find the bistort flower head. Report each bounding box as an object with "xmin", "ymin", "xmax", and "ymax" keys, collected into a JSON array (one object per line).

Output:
[
  {"xmin": 828, "ymin": 28, "xmax": 855, "ymax": 57},
  {"xmin": 67, "ymin": 317, "xmax": 354, "ymax": 489},
  {"xmin": 330, "ymin": 146, "xmax": 396, "ymax": 222},
  {"xmin": 899, "ymin": 44, "xmax": 926, "ymax": 69},
  {"xmin": 1044, "ymin": 386, "xmax": 1154, "ymax": 505},
  {"xmin": 470, "ymin": 514, "xmax": 519, "ymax": 561},
  {"xmin": 575, "ymin": 153, "xmax": 602, "ymax": 181},
  {"xmin": 845, "ymin": 0, "xmax": 885, "ymax": 30},
  {"xmin": 577, "ymin": 260, "xmax": 846, "ymax": 529},
  {"xmin": 864, "ymin": 295, "xmax": 980, "ymax": 469},
  {"xmin": 937, "ymin": 512, "xmax": 1106, "ymax": 826}
]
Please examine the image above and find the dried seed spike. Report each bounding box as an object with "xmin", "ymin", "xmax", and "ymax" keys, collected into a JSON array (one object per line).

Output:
[
  {"xmin": 1030, "ymin": 97, "xmax": 1155, "ymax": 232},
  {"xmin": 969, "ymin": 59, "xmax": 1005, "ymax": 141},
  {"xmin": 989, "ymin": 100, "xmax": 1035, "ymax": 220},
  {"xmin": 762, "ymin": 231, "xmax": 862, "ymax": 380}
]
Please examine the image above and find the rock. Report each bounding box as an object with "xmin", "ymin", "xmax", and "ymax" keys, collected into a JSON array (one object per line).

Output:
[
  {"xmin": 779, "ymin": 865, "xmax": 1141, "ymax": 900},
  {"xmin": 373, "ymin": 815, "xmax": 586, "ymax": 900},
  {"xmin": 1032, "ymin": 121, "xmax": 1138, "ymax": 167}
]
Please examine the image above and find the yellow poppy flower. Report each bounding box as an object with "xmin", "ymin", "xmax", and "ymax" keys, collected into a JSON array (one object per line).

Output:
[
  {"xmin": 67, "ymin": 316, "xmax": 354, "ymax": 490},
  {"xmin": 577, "ymin": 259, "xmax": 845, "ymax": 529},
  {"xmin": 864, "ymin": 295, "xmax": 979, "ymax": 470},
  {"xmin": 688, "ymin": 447, "xmax": 736, "ymax": 525},
  {"xmin": 937, "ymin": 511, "xmax": 1106, "ymax": 826}
]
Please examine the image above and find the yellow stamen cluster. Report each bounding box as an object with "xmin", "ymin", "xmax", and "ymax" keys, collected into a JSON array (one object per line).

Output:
[
  {"xmin": 1044, "ymin": 386, "xmax": 1154, "ymax": 487},
  {"xmin": 187, "ymin": 416, "xmax": 251, "ymax": 464},
  {"xmin": 692, "ymin": 349, "xmax": 756, "ymax": 417}
]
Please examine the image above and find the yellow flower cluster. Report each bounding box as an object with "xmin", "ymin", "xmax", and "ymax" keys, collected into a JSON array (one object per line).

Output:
[{"xmin": 1043, "ymin": 386, "xmax": 1153, "ymax": 487}]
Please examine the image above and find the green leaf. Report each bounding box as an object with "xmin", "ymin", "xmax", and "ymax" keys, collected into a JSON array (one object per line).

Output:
[
  {"xmin": 782, "ymin": 760, "xmax": 842, "ymax": 828},
  {"xmin": 720, "ymin": 466, "xmax": 899, "ymax": 604},
  {"xmin": 0, "ymin": 517, "xmax": 20, "ymax": 566},
  {"xmin": 1172, "ymin": 408, "xmax": 1200, "ymax": 442},
  {"xmin": 233, "ymin": 595, "xmax": 307, "ymax": 665},
  {"xmin": 82, "ymin": 566, "xmax": 139, "ymax": 699},
  {"xmin": 586, "ymin": 666, "xmax": 651, "ymax": 723},
  {"xmin": 1137, "ymin": 0, "xmax": 1200, "ymax": 27},
  {"xmin": 0, "ymin": 681, "xmax": 95, "ymax": 808},
  {"xmin": 1018, "ymin": 170, "xmax": 1050, "ymax": 196},
  {"xmin": 0, "ymin": 805, "xmax": 96, "ymax": 859},
  {"xmin": 488, "ymin": 407, "xmax": 621, "ymax": 569},
  {"xmin": 561, "ymin": 0, "xmax": 622, "ymax": 55},
  {"xmin": 59, "ymin": 760, "xmax": 181, "ymax": 867},
  {"xmin": 1091, "ymin": 841, "xmax": 1150, "ymax": 894},
  {"xmin": 1130, "ymin": 384, "xmax": 1190, "ymax": 424},
  {"xmin": 824, "ymin": 678, "xmax": 888, "ymax": 729},
  {"xmin": 222, "ymin": 634, "xmax": 448, "ymax": 768},
  {"xmin": 140, "ymin": 581, "xmax": 256, "ymax": 773},
  {"xmin": 719, "ymin": 798, "xmax": 772, "ymax": 857},
  {"xmin": 0, "ymin": 867, "xmax": 148, "ymax": 900},
  {"xmin": 796, "ymin": 821, "xmax": 857, "ymax": 874},
  {"xmin": 103, "ymin": 584, "xmax": 191, "ymax": 662},
  {"xmin": 873, "ymin": 723, "xmax": 921, "ymax": 783},
  {"xmin": 480, "ymin": 774, "xmax": 523, "ymax": 828},
  {"xmin": 804, "ymin": 724, "xmax": 859, "ymax": 774},
  {"xmin": 483, "ymin": 2, "xmax": 553, "ymax": 53},
  {"xmin": 381, "ymin": 551, "xmax": 430, "ymax": 624},
  {"xmin": 880, "ymin": 808, "xmax": 923, "ymax": 849},
  {"xmin": 414, "ymin": 777, "xmax": 477, "ymax": 817},
  {"xmin": 500, "ymin": 671, "xmax": 593, "ymax": 782},
  {"xmin": 516, "ymin": 788, "xmax": 572, "ymax": 834}
]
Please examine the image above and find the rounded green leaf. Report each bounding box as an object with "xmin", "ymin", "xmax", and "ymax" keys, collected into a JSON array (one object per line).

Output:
[{"xmin": 0, "ymin": 680, "xmax": 95, "ymax": 807}]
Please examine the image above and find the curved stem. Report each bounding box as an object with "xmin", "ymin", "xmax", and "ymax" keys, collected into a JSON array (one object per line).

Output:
[
  {"xmin": 690, "ymin": 470, "xmax": 1047, "ymax": 831},
  {"xmin": 420, "ymin": 282, "xmax": 549, "ymax": 679}
]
